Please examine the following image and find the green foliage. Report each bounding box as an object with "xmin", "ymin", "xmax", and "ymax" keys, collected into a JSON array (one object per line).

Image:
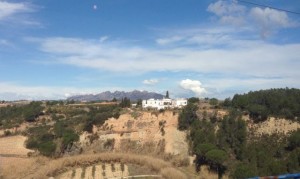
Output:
[
  {"xmin": 209, "ymin": 98, "xmax": 218, "ymax": 106},
  {"xmin": 119, "ymin": 97, "xmax": 131, "ymax": 108},
  {"xmin": 248, "ymin": 104, "xmax": 268, "ymax": 122},
  {"xmin": 136, "ymin": 99, "xmax": 142, "ymax": 107},
  {"xmin": 178, "ymin": 103, "xmax": 198, "ymax": 130},
  {"xmin": 205, "ymin": 149, "xmax": 227, "ymax": 165},
  {"xmin": 188, "ymin": 97, "xmax": 199, "ymax": 104},
  {"xmin": 54, "ymin": 120, "xmax": 65, "ymax": 138},
  {"xmin": 286, "ymin": 148, "xmax": 300, "ymax": 173},
  {"xmin": 38, "ymin": 141, "xmax": 56, "ymax": 157},
  {"xmin": 232, "ymin": 88, "xmax": 300, "ymax": 121},
  {"xmin": 231, "ymin": 163, "xmax": 256, "ymax": 179},
  {"xmin": 217, "ymin": 112, "xmax": 246, "ymax": 160},
  {"xmin": 0, "ymin": 102, "xmax": 44, "ymax": 129},
  {"xmin": 23, "ymin": 101, "xmax": 44, "ymax": 122},
  {"xmin": 26, "ymin": 138, "xmax": 39, "ymax": 149},
  {"xmin": 222, "ymin": 98, "xmax": 231, "ymax": 107},
  {"xmin": 288, "ymin": 129, "xmax": 300, "ymax": 150},
  {"xmin": 194, "ymin": 143, "xmax": 217, "ymax": 156},
  {"xmin": 241, "ymin": 134, "xmax": 290, "ymax": 177},
  {"xmin": 25, "ymin": 125, "xmax": 56, "ymax": 156},
  {"xmin": 205, "ymin": 149, "xmax": 228, "ymax": 178},
  {"xmin": 190, "ymin": 120, "xmax": 216, "ymax": 147},
  {"xmin": 183, "ymin": 88, "xmax": 300, "ymax": 177},
  {"xmin": 62, "ymin": 129, "xmax": 79, "ymax": 148}
]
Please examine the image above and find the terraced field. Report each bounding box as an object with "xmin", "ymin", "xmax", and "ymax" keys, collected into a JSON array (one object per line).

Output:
[{"xmin": 58, "ymin": 163, "xmax": 129, "ymax": 179}]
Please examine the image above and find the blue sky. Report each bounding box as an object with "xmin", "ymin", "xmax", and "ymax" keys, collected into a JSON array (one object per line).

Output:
[{"xmin": 0, "ymin": 0, "xmax": 300, "ymax": 100}]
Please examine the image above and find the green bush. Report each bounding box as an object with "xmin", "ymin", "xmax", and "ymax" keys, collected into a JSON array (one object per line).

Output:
[
  {"xmin": 38, "ymin": 141, "xmax": 56, "ymax": 157},
  {"xmin": 62, "ymin": 129, "xmax": 79, "ymax": 147}
]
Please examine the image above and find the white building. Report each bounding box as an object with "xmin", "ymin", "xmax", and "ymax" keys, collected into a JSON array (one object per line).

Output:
[{"xmin": 142, "ymin": 98, "xmax": 187, "ymax": 109}]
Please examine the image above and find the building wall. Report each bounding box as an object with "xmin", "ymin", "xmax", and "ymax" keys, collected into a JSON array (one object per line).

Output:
[{"xmin": 142, "ymin": 98, "xmax": 187, "ymax": 109}]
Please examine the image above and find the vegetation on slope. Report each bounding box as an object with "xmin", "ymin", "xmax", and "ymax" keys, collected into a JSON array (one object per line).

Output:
[
  {"xmin": 0, "ymin": 101, "xmax": 44, "ymax": 129},
  {"xmin": 21, "ymin": 103, "xmax": 121, "ymax": 157},
  {"xmin": 180, "ymin": 92, "xmax": 300, "ymax": 178},
  {"xmin": 230, "ymin": 88, "xmax": 300, "ymax": 122}
]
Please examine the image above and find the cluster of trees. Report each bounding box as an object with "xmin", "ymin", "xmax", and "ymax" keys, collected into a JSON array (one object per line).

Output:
[
  {"xmin": 230, "ymin": 88, "xmax": 300, "ymax": 122},
  {"xmin": 26, "ymin": 122, "xmax": 79, "ymax": 157},
  {"xmin": 179, "ymin": 100, "xmax": 300, "ymax": 178},
  {"xmin": 0, "ymin": 102, "xmax": 44, "ymax": 129},
  {"xmin": 187, "ymin": 109, "xmax": 246, "ymax": 178},
  {"xmin": 119, "ymin": 97, "xmax": 131, "ymax": 108}
]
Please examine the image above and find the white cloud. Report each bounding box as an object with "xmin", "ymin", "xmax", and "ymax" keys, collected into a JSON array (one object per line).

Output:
[
  {"xmin": 207, "ymin": 0, "xmax": 245, "ymax": 16},
  {"xmin": 207, "ymin": 0, "xmax": 246, "ymax": 26},
  {"xmin": 0, "ymin": 1, "xmax": 33, "ymax": 21},
  {"xmin": 207, "ymin": 1, "xmax": 297, "ymax": 37},
  {"xmin": 180, "ymin": 79, "xmax": 206, "ymax": 97},
  {"xmin": 249, "ymin": 7, "xmax": 295, "ymax": 37},
  {"xmin": 0, "ymin": 82, "xmax": 102, "ymax": 100},
  {"xmin": 100, "ymin": 36, "xmax": 109, "ymax": 42},
  {"xmin": 143, "ymin": 79, "xmax": 159, "ymax": 85},
  {"xmin": 30, "ymin": 36, "xmax": 300, "ymax": 79},
  {"xmin": 156, "ymin": 36, "xmax": 183, "ymax": 45}
]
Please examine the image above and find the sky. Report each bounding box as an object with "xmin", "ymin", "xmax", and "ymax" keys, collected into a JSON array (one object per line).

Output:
[{"xmin": 0, "ymin": 0, "xmax": 300, "ymax": 100}]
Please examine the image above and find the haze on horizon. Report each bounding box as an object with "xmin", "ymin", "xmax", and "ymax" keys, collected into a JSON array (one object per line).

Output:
[{"xmin": 0, "ymin": 0, "xmax": 300, "ymax": 101}]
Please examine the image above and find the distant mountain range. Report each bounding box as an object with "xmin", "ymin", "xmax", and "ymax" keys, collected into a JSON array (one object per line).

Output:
[{"xmin": 67, "ymin": 90, "xmax": 164, "ymax": 101}]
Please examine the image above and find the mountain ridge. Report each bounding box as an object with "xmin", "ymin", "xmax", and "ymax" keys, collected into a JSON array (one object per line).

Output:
[{"xmin": 67, "ymin": 90, "xmax": 164, "ymax": 101}]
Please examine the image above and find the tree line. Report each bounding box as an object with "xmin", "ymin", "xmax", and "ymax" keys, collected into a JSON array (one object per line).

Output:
[{"xmin": 227, "ymin": 88, "xmax": 300, "ymax": 122}]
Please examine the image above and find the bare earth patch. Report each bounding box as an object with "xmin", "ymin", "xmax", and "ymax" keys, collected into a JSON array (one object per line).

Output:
[
  {"xmin": 89, "ymin": 110, "xmax": 189, "ymax": 156},
  {"xmin": 248, "ymin": 117, "xmax": 300, "ymax": 135},
  {"xmin": 0, "ymin": 135, "xmax": 35, "ymax": 179}
]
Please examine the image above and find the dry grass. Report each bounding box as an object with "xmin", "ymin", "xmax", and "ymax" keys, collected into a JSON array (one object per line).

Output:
[
  {"xmin": 0, "ymin": 135, "xmax": 33, "ymax": 156},
  {"xmin": 24, "ymin": 153, "xmax": 187, "ymax": 179}
]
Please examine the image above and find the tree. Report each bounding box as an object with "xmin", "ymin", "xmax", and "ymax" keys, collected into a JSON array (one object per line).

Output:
[
  {"xmin": 288, "ymin": 130, "xmax": 300, "ymax": 150},
  {"xmin": 62, "ymin": 129, "xmax": 79, "ymax": 149},
  {"xmin": 217, "ymin": 111, "xmax": 246, "ymax": 160},
  {"xmin": 232, "ymin": 163, "xmax": 256, "ymax": 179},
  {"xmin": 23, "ymin": 102, "xmax": 44, "ymax": 122},
  {"xmin": 222, "ymin": 98, "xmax": 231, "ymax": 107},
  {"xmin": 166, "ymin": 91, "xmax": 169, "ymax": 98},
  {"xmin": 119, "ymin": 97, "xmax": 131, "ymax": 108},
  {"xmin": 178, "ymin": 103, "xmax": 198, "ymax": 130},
  {"xmin": 209, "ymin": 98, "xmax": 218, "ymax": 106},
  {"xmin": 205, "ymin": 149, "xmax": 228, "ymax": 178},
  {"xmin": 188, "ymin": 97, "xmax": 199, "ymax": 104},
  {"xmin": 38, "ymin": 141, "xmax": 56, "ymax": 157},
  {"xmin": 136, "ymin": 99, "xmax": 142, "ymax": 107},
  {"xmin": 194, "ymin": 143, "xmax": 217, "ymax": 156}
]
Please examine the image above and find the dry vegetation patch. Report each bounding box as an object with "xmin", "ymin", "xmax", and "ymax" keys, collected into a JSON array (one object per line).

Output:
[{"xmin": 24, "ymin": 153, "xmax": 187, "ymax": 179}]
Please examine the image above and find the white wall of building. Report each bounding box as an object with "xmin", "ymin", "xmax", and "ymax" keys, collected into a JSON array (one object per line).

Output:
[{"xmin": 142, "ymin": 98, "xmax": 187, "ymax": 109}]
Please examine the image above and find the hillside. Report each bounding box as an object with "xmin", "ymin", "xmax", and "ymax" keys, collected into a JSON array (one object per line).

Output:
[
  {"xmin": 67, "ymin": 90, "xmax": 164, "ymax": 101},
  {"xmin": 1, "ymin": 88, "xmax": 300, "ymax": 179}
]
